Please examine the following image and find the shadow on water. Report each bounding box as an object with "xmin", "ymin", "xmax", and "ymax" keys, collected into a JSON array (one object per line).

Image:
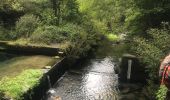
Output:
[
  {"xmin": 46, "ymin": 40, "xmax": 148, "ymax": 100},
  {"xmin": 0, "ymin": 52, "xmax": 17, "ymax": 62}
]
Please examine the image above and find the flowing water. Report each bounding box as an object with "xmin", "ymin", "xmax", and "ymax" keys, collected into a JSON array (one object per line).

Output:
[{"xmin": 46, "ymin": 41, "xmax": 148, "ymax": 100}]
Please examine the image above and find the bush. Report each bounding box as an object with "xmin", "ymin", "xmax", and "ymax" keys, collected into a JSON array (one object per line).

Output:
[
  {"xmin": 133, "ymin": 23, "xmax": 170, "ymax": 80},
  {"xmin": 31, "ymin": 25, "xmax": 67, "ymax": 44},
  {"xmin": 0, "ymin": 26, "xmax": 14, "ymax": 40},
  {"xmin": 15, "ymin": 14, "xmax": 40, "ymax": 38},
  {"xmin": 133, "ymin": 37, "xmax": 163, "ymax": 80},
  {"xmin": 31, "ymin": 23, "xmax": 85, "ymax": 44},
  {"xmin": 148, "ymin": 22, "xmax": 170, "ymax": 53},
  {"xmin": 0, "ymin": 26, "xmax": 7, "ymax": 40},
  {"xmin": 132, "ymin": 23, "xmax": 170, "ymax": 99},
  {"xmin": 0, "ymin": 69, "xmax": 43, "ymax": 100},
  {"xmin": 30, "ymin": 23, "xmax": 100, "ymax": 57},
  {"xmin": 156, "ymin": 85, "xmax": 168, "ymax": 100},
  {"xmin": 40, "ymin": 8, "xmax": 57, "ymax": 25},
  {"xmin": 62, "ymin": 23, "xmax": 99, "ymax": 57}
]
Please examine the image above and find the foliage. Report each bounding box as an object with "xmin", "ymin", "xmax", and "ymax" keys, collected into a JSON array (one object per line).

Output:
[
  {"xmin": 15, "ymin": 14, "xmax": 40, "ymax": 38},
  {"xmin": 156, "ymin": 85, "xmax": 168, "ymax": 100},
  {"xmin": 132, "ymin": 24, "xmax": 170, "ymax": 99},
  {"xmin": 30, "ymin": 22, "xmax": 99, "ymax": 57},
  {"xmin": 50, "ymin": 0, "xmax": 81, "ymax": 25},
  {"xmin": 31, "ymin": 25, "xmax": 67, "ymax": 44},
  {"xmin": 133, "ymin": 37, "xmax": 163, "ymax": 80},
  {"xmin": 0, "ymin": 69, "xmax": 43, "ymax": 100},
  {"xmin": 77, "ymin": 0, "xmax": 115, "ymax": 33},
  {"xmin": 0, "ymin": 0, "xmax": 22, "ymax": 11},
  {"xmin": 40, "ymin": 8, "xmax": 57, "ymax": 25},
  {"xmin": 148, "ymin": 22, "xmax": 170, "ymax": 53},
  {"xmin": 106, "ymin": 33, "xmax": 119, "ymax": 41},
  {"xmin": 146, "ymin": 80, "xmax": 159, "ymax": 99},
  {"xmin": 63, "ymin": 24, "xmax": 91, "ymax": 57},
  {"xmin": 126, "ymin": 0, "xmax": 170, "ymax": 35},
  {"xmin": 77, "ymin": 0, "xmax": 170, "ymax": 36},
  {"xmin": 0, "ymin": 0, "xmax": 48, "ymax": 12},
  {"xmin": 0, "ymin": 25, "xmax": 15, "ymax": 40},
  {"xmin": 133, "ymin": 24, "xmax": 170, "ymax": 80},
  {"xmin": 0, "ymin": 26, "xmax": 7, "ymax": 40},
  {"xmin": 63, "ymin": 0, "xmax": 81, "ymax": 23},
  {"xmin": 31, "ymin": 23, "xmax": 81, "ymax": 43}
]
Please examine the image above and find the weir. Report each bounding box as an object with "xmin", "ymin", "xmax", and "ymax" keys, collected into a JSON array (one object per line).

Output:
[
  {"xmin": 42, "ymin": 42, "xmax": 148, "ymax": 100},
  {"xmin": 119, "ymin": 54, "xmax": 145, "ymax": 83},
  {"xmin": 0, "ymin": 41, "xmax": 148, "ymax": 100},
  {"xmin": 22, "ymin": 57, "xmax": 78, "ymax": 100}
]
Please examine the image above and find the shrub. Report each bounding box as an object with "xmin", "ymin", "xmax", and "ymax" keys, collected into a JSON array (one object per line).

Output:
[
  {"xmin": 133, "ymin": 37, "xmax": 164, "ymax": 79},
  {"xmin": 0, "ymin": 26, "xmax": 7, "ymax": 40},
  {"xmin": 148, "ymin": 22, "xmax": 170, "ymax": 53},
  {"xmin": 31, "ymin": 25, "xmax": 67, "ymax": 44},
  {"xmin": 62, "ymin": 23, "xmax": 98, "ymax": 57},
  {"xmin": 156, "ymin": 85, "xmax": 168, "ymax": 100},
  {"xmin": 133, "ymin": 23, "xmax": 170, "ymax": 80},
  {"xmin": 15, "ymin": 14, "xmax": 40, "ymax": 38},
  {"xmin": 0, "ymin": 26, "xmax": 15, "ymax": 40},
  {"xmin": 40, "ymin": 8, "xmax": 57, "ymax": 25},
  {"xmin": 0, "ymin": 69, "xmax": 43, "ymax": 100},
  {"xmin": 31, "ymin": 23, "xmax": 85, "ymax": 44},
  {"xmin": 31, "ymin": 23, "xmax": 99, "ymax": 57},
  {"xmin": 132, "ymin": 23, "xmax": 170, "ymax": 99}
]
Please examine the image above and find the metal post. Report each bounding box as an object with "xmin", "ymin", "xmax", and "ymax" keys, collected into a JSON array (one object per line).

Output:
[{"xmin": 127, "ymin": 59, "xmax": 132, "ymax": 81}]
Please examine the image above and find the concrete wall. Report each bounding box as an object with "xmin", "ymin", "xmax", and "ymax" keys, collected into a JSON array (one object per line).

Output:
[
  {"xmin": 0, "ymin": 41, "xmax": 61, "ymax": 56},
  {"xmin": 23, "ymin": 57, "xmax": 77, "ymax": 100},
  {"xmin": 119, "ymin": 56, "xmax": 146, "ymax": 83}
]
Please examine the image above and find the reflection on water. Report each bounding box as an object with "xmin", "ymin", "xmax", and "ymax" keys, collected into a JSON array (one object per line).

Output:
[
  {"xmin": 0, "ymin": 52, "xmax": 55, "ymax": 79},
  {"xmin": 45, "ymin": 41, "xmax": 149, "ymax": 100},
  {"xmin": 47, "ymin": 57, "xmax": 119, "ymax": 100},
  {"xmin": 46, "ymin": 42, "xmax": 132, "ymax": 100}
]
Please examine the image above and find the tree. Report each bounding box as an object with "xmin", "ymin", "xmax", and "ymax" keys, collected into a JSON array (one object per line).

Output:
[
  {"xmin": 50, "ymin": 0, "xmax": 62, "ymax": 25},
  {"xmin": 64, "ymin": 0, "xmax": 80, "ymax": 23}
]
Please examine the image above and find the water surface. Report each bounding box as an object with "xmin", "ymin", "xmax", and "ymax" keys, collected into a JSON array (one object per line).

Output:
[
  {"xmin": 0, "ymin": 52, "xmax": 56, "ymax": 79},
  {"xmin": 46, "ymin": 41, "xmax": 149, "ymax": 100}
]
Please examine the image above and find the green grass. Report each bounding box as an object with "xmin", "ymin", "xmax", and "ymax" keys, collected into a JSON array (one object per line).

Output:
[{"xmin": 0, "ymin": 69, "xmax": 43, "ymax": 100}]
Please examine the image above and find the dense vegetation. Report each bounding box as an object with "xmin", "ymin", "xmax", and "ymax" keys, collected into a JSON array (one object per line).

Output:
[
  {"xmin": 0, "ymin": 69, "xmax": 43, "ymax": 100},
  {"xmin": 0, "ymin": 0, "xmax": 102, "ymax": 58},
  {"xmin": 77, "ymin": 0, "xmax": 170, "ymax": 99},
  {"xmin": 0, "ymin": 0, "xmax": 170, "ymax": 99},
  {"xmin": 0, "ymin": 0, "xmax": 103, "ymax": 99}
]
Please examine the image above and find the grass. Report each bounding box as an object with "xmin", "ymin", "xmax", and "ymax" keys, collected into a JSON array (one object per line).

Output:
[
  {"xmin": 0, "ymin": 53, "xmax": 55, "ymax": 79},
  {"xmin": 0, "ymin": 69, "xmax": 43, "ymax": 100}
]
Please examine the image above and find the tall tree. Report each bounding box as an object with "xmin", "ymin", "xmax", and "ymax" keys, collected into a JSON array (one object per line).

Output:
[{"xmin": 50, "ymin": 0, "xmax": 62, "ymax": 25}]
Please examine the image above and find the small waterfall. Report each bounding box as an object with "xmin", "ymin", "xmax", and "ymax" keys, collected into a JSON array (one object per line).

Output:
[
  {"xmin": 47, "ymin": 75, "xmax": 52, "ymax": 88},
  {"xmin": 127, "ymin": 59, "xmax": 132, "ymax": 81}
]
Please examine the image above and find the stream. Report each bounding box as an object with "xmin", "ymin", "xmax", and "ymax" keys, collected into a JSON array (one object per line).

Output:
[{"xmin": 46, "ymin": 41, "xmax": 149, "ymax": 100}]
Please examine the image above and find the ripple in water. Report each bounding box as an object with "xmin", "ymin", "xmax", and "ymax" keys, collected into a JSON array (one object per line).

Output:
[{"xmin": 47, "ymin": 57, "xmax": 119, "ymax": 100}]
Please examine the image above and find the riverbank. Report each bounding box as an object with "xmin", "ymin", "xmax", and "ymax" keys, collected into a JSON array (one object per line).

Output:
[
  {"xmin": 0, "ymin": 56, "xmax": 72, "ymax": 100},
  {"xmin": 0, "ymin": 41, "xmax": 64, "ymax": 99}
]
